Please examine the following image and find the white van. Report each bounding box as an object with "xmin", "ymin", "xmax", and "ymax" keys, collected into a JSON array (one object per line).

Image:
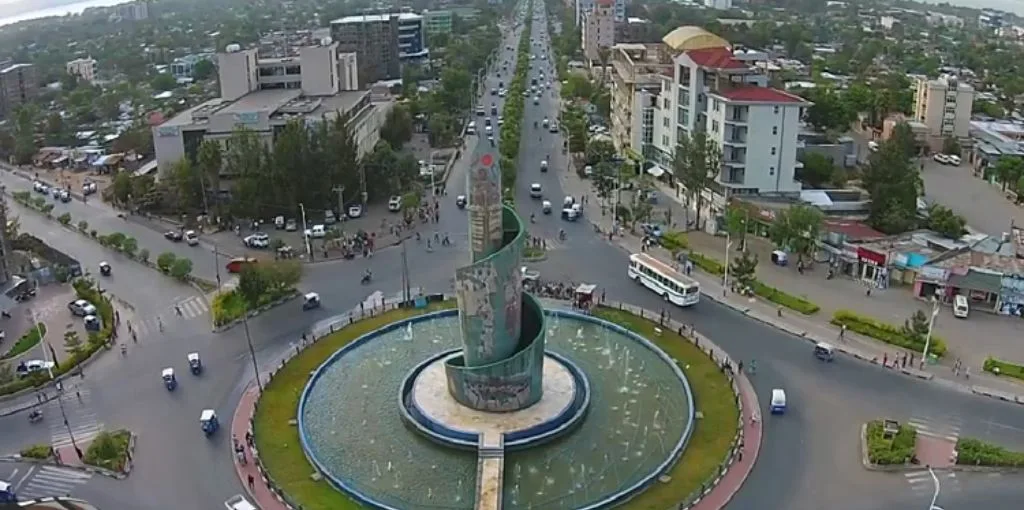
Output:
[
  {"xmin": 307, "ymin": 224, "xmax": 326, "ymax": 239},
  {"xmin": 953, "ymin": 295, "xmax": 969, "ymax": 319},
  {"xmin": 770, "ymin": 389, "xmax": 787, "ymax": 414}
]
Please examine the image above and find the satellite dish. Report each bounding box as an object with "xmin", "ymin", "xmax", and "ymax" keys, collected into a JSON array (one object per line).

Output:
[
  {"xmin": 321, "ymin": 36, "xmax": 333, "ymax": 46},
  {"xmin": 225, "ymin": 43, "xmax": 241, "ymax": 53}
]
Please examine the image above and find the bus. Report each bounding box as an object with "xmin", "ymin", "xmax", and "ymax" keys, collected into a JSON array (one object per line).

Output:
[{"xmin": 628, "ymin": 253, "xmax": 700, "ymax": 307}]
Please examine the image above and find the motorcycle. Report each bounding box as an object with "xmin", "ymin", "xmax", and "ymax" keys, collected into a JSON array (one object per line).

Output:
[
  {"xmin": 361, "ymin": 273, "xmax": 372, "ymax": 285},
  {"xmin": 28, "ymin": 410, "xmax": 42, "ymax": 423}
]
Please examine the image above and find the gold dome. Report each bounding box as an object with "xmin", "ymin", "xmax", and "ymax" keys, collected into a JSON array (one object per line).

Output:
[{"xmin": 662, "ymin": 26, "xmax": 730, "ymax": 52}]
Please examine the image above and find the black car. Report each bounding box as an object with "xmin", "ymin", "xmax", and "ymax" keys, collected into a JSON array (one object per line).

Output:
[{"xmin": 164, "ymin": 231, "xmax": 183, "ymax": 242}]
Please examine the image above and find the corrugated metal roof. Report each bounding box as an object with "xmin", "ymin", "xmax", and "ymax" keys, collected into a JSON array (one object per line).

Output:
[{"xmin": 947, "ymin": 270, "xmax": 1002, "ymax": 293}]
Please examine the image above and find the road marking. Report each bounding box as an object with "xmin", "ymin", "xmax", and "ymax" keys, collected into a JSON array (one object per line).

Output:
[
  {"xmin": 908, "ymin": 416, "xmax": 961, "ymax": 442},
  {"xmin": 18, "ymin": 465, "xmax": 92, "ymax": 500},
  {"xmin": 7, "ymin": 468, "xmax": 18, "ymax": 483},
  {"xmin": 14, "ymin": 465, "xmax": 36, "ymax": 490},
  {"xmin": 47, "ymin": 387, "xmax": 103, "ymax": 448}
]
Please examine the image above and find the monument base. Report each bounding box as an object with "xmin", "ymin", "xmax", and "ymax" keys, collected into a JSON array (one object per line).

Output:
[{"xmin": 400, "ymin": 349, "xmax": 591, "ymax": 451}]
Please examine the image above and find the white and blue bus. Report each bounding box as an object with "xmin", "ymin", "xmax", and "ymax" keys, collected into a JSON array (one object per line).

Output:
[{"xmin": 627, "ymin": 253, "xmax": 700, "ymax": 307}]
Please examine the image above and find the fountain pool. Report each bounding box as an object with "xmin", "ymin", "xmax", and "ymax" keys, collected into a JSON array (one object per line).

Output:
[{"xmin": 299, "ymin": 308, "xmax": 695, "ymax": 509}]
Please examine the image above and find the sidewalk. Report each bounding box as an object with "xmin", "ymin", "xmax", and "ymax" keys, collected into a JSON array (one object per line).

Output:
[
  {"xmin": 231, "ymin": 385, "xmax": 290, "ymax": 510},
  {"xmin": 557, "ymin": 166, "xmax": 1024, "ymax": 400},
  {"xmin": 691, "ymin": 374, "xmax": 761, "ymax": 510}
]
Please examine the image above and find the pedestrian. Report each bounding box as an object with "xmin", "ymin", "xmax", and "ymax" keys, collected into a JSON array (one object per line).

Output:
[
  {"xmin": 883, "ymin": 353, "xmax": 888, "ymax": 367},
  {"xmin": 247, "ymin": 474, "xmax": 255, "ymax": 490},
  {"xmin": 175, "ymin": 305, "xmax": 183, "ymax": 316},
  {"xmin": 157, "ymin": 317, "xmax": 164, "ymax": 332},
  {"xmin": 131, "ymin": 331, "xmax": 137, "ymax": 343},
  {"xmin": 838, "ymin": 324, "xmax": 846, "ymax": 341},
  {"xmin": 76, "ymin": 390, "xmax": 81, "ymax": 401}
]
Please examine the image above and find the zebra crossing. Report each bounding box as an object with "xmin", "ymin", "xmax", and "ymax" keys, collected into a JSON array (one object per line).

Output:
[
  {"xmin": 47, "ymin": 386, "xmax": 102, "ymax": 449},
  {"xmin": 130, "ymin": 295, "xmax": 210, "ymax": 338},
  {"xmin": 13, "ymin": 465, "xmax": 92, "ymax": 500},
  {"xmin": 908, "ymin": 414, "xmax": 963, "ymax": 442},
  {"xmin": 904, "ymin": 470, "xmax": 960, "ymax": 495}
]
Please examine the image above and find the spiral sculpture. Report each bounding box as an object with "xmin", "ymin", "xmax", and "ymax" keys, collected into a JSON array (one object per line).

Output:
[{"xmin": 445, "ymin": 150, "xmax": 547, "ymax": 412}]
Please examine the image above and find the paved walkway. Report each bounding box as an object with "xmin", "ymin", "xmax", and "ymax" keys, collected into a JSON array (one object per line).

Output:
[
  {"xmin": 557, "ymin": 166, "xmax": 1024, "ymax": 399},
  {"xmin": 691, "ymin": 374, "xmax": 761, "ymax": 510},
  {"xmin": 231, "ymin": 385, "xmax": 289, "ymax": 510}
]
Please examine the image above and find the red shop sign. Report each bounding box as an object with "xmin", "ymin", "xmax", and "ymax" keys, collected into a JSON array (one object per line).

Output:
[{"xmin": 857, "ymin": 247, "xmax": 886, "ymax": 266}]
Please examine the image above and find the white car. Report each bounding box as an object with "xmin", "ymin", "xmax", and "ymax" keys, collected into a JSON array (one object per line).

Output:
[
  {"xmin": 68, "ymin": 299, "xmax": 96, "ymax": 316},
  {"xmin": 348, "ymin": 204, "xmax": 363, "ymax": 218},
  {"xmin": 498, "ymin": 89, "xmax": 507, "ymax": 97},
  {"xmin": 933, "ymin": 153, "xmax": 950, "ymax": 164},
  {"xmin": 534, "ymin": 96, "xmax": 540, "ymax": 105},
  {"xmin": 244, "ymin": 232, "xmax": 270, "ymax": 248},
  {"xmin": 17, "ymin": 360, "xmax": 55, "ymax": 378},
  {"xmin": 388, "ymin": 196, "xmax": 403, "ymax": 212},
  {"xmin": 82, "ymin": 180, "xmax": 98, "ymax": 195},
  {"xmin": 947, "ymin": 154, "xmax": 961, "ymax": 165}
]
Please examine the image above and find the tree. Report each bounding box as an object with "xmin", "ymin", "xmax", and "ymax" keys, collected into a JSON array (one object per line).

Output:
[
  {"xmin": 585, "ymin": 138, "xmax": 616, "ymax": 165},
  {"xmin": 796, "ymin": 152, "xmax": 836, "ymax": 188},
  {"xmin": 151, "ymin": 73, "xmax": 177, "ymax": 92},
  {"xmin": 195, "ymin": 139, "xmax": 222, "ymax": 213},
  {"xmin": 12, "ymin": 106, "xmax": 37, "ymax": 165},
  {"xmin": 902, "ymin": 310, "xmax": 931, "ymax": 343},
  {"xmin": 120, "ymin": 237, "xmax": 138, "ymax": 257},
  {"xmin": 63, "ymin": 330, "xmax": 82, "ymax": 356},
  {"xmin": 729, "ymin": 250, "xmax": 758, "ymax": 290},
  {"xmin": 156, "ymin": 252, "xmax": 177, "ymax": 273},
  {"xmin": 942, "ymin": 137, "xmax": 961, "ymax": 156},
  {"xmin": 802, "ymin": 88, "xmax": 855, "ymax": 133},
  {"xmin": 972, "ymin": 100, "xmax": 1004, "ymax": 118},
  {"xmin": 169, "ymin": 258, "xmax": 193, "ymax": 280},
  {"xmin": 993, "ymin": 156, "xmax": 1024, "ymax": 192},
  {"xmin": 862, "ymin": 129, "xmax": 920, "ymax": 234},
  {"xmin": 768, "ymin": 204, "xmax": 823, "ymax": 263},
  {"xmin": 591, "ymin": 162, "xmax": 618, "ymax": 204},
  {"xmin": 925, "ymin": 204, "xmax": 966, "ymax": 239},
  {"xmin": 379, "ymin": 104, "xmax": 414, "ymax": 150},
  {"xmin": 192, "ymin": 59, "xmax": 216, "ymax": 80},
  {"xmin": 671, "ymin": 131, "xmax": 722, "ymax": 230},
  {"xmin": 723, "ymin": 206, "xmax": 748, "ymax": 250}
]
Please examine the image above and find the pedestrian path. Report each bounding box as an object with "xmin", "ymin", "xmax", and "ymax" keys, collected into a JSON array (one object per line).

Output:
[
  {"xmin": 908, "ymin": 414, "xmax": 963, "ymax": 442},
  {"xmin": 13, "ymin": 464, "xmax": 92, "ymax": 500},
  {"xmin": 231, "ymin": 385, "xmax": 290, "ymax": 510},
  {"xmin": 904, "ymin": 470, "xmax": 959, "ymax": 495},
  {"xmin": 47, "ymin": 387, "xmax": 102, "ymax": 449},
  {"xmin": 129, "ymin": 295, "xmax": 209, "ymax": 340}
]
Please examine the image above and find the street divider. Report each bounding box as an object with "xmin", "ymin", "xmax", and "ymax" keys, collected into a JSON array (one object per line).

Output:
[
  {"xmin": 830, "ymin": 310, "xmax": 947, "ymax": 358},
  {"xmin": 982, "ymin": 356, "xmax": 1024, "ymax": 382},
  {"xmin": 498, "ymin": 4, "xmax": 531, "ymax": 203},
  {"xmin": 862, "ymin": 420, "xmax": 917, "ymax": 468},
  {"xmin": 955, "ymin": 438, "xmax": 1024, "ymax": 468}
]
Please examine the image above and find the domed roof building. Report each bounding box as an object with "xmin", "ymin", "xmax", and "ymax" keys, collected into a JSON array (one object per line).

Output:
[{"xmin": 661, "ymin": 26, "xmax": 730, "ymax": 53}]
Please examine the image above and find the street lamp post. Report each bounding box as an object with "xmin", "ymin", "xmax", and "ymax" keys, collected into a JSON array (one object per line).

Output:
[
  {"xmin": 429, "ymin": 149, "xmax": 440, "ymax": 196},
  {"xmin": 197, "ymin": 176, "xmax": 222, "ymax": 290},
  {"xmin": 921, "ymin": 299, "xmax": 941, "ymax": 370},
  {"xmin": 298, "ymin": 203, "xmax": 311, "ymax": 259},
  {"xmin": 34, "ymin": 308, "xmax": 82, "ymax": 460},
  {"xmin": 241, "ymin": 313, "xmax": 263, "ymax": 391}
]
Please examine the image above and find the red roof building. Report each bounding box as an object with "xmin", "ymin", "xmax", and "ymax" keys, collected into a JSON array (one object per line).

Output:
[
  {"xmin": 713, "ymin": 85, "xmax": 808, "ymax": 104},
  {"xmin": 683, "ymin": 47, "xmax": 748, "ymax": 70}
]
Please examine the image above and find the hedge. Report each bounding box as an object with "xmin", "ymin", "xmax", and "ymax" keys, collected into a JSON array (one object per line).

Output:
[
  {"xmin": 866, "ymin": 420, "xmax": 917, "ymax": 465},
  {"xmin": 84, "ymin": 429, "xmax": 132, "ymax": 472},
  {"xmin": 660, "ymin": 232, "xmax": 688, "ymax": 252},
  {"xmin": 956, "ymin": 438, "xmax": 1024, "ymax": 467},
  {"xmin": 2, "ymin": 323, "xmax": 46, "ymax": 360},
  {"xmin": 20, "ymin": 444, "xmax": 51, "ymax": 459},
  {"xmin": 750, "ymin": 281, "xmax": 820, "ymax": 315},
  {"xmin": 212, "ymin": 286, "xmax": 296, "ymax": 326},
  {"xmin": 687, "ymin": 251, "xmax": 724, "ymax": 276},
  {"xmin": 830, "ymin": 310, "xmax": 947, "ymax": 357},
  {"xmin": 982, "ymin": 357, "xmax": 1024, "ymax": 381}
]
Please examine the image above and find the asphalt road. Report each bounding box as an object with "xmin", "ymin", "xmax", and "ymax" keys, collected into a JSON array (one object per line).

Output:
[
  {"xmin": 0, "ymin": 7, "xmax": 1022, "ymax": 510},
  {"xmin": 0, "ymin": 168, "xmax": 227, "ymax": 284}
]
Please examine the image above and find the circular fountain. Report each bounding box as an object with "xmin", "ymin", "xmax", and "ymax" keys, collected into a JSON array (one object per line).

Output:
[{"xmin": 298, "ymin": 148, "xmax": 696, "ymax": 509}]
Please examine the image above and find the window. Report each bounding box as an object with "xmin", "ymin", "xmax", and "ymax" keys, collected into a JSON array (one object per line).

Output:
[
  {"xmin": 713, "ymin": 99, "xmax": 721, "ymax": 112},
  {"xmin": 772, "ymin": 126, "xmax": 778, "ymax": 135},
  {"xmin": 769, "ymin": 166, "xmax": 775, "ymax": 175},
  {"xmin": 663, "ymin": 116, "xmax": 670, "ymax": 128},
  {"xmin": 771, "ymin": 147, "xmax": 776, "ymax": 155},
  {"xmin": 662, "ymin": 135, "xmax": 669, "ymax": 147},
  {"xmin": 712, "ymin": 120, "xmax": 719, "ymax": 133},
  {"xmin": 773, "ymin": 106, "xmax": 780, "ymax": 114}
]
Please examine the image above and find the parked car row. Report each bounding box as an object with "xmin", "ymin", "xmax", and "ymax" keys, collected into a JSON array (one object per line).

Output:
[
  {"xmin": 164, "ymin": 230, "xmax": 200, "ymax": 246},
  {"xmin": 933, "ymin": 153, "xmax": 962, "ymax": 165},
  {"xmin": 32, "ymin": 181, "xmax": 71, "ymax": 202}
]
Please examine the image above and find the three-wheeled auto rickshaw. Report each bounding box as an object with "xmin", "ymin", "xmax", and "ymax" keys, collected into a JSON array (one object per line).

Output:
[
  {"xmin": 162, "ymin": 367, "xmax": 177, "ymax": 391},
  {"xmin": 188, "ymin": 352, "xmax": 203, "ymax": 375},
  {"xmin": 302, "ymin": 292, "xmax": 321, "ymax": 311},
  {"xmin": 201, "ymin": 409, "xmax": 219, "ymax": 436},
  {"xmin": 574, "ymin": 283, "xmax": 597, "ymax": 311},
  {"xmin": 542, "ymin": 200, "xmax": 552, "ymax": 214},
  {"xmin": 99, "ymin": 261, "xmax": 111, "ymax": 276},
  {"xmin": 770, "ymin": 250, "xmax": 789, "ymax": 267},
  {"xmin": 814, "ymin": 342, "xmax": 835, "ymax": 362},
  {"xmin": 28, "ymin": 408, "xmax": 42, "ymax": 423}
]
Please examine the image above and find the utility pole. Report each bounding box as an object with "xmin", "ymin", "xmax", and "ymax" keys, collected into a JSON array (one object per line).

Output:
[
  {"xmin": 332, "ymin": 186, "xmax": 345, "ymax": 217},
  {"xmin": 198, "ymin": 176, "xmax": 222, "ymax": 290},
  {"xmin": 242, "ymin": 312, "xmax": 263, "ymax": 390},
  {"xmin": 400, "ymin": 240, "xmax": 411, "ymax": 304}
]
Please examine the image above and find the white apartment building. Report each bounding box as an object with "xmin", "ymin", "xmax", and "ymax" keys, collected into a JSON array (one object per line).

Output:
[
  {"xmin": 582, "ymin": 0, "xmax": 615, "ymax": 66},
  {"xmin": 217, "ymin": 40, "xmax": 359, "ymax": 101},
  {"xmin": 609, "ymin": 44, "xmax": 672, "ymax": 155},
  {"xmin": 66, "ymin": 58, "xmax": 97, "ymax": 83},
  {"xmin": 577, "ymin": 0, "xmax": 624, "ymax": 26},
  {"xmin": 705, "ymin": 0, "xmax": 732, "ymax": 10},
  {"xmin": 913, "ymin": 75, "xmax": 974, "ymax": 142},
  {"xmin": 643, "ymin": 27, "xmax": 808, "ymax": 213}
]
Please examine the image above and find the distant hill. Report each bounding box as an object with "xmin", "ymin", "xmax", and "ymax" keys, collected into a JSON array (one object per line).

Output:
[{"xmin": 0, "ymin": 0, "xmax": 97, "ymax": 19}]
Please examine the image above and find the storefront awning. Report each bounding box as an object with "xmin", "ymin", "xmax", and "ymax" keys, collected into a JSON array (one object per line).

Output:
[{"xmin": 947, "ymin": 270, "xmax": 1002, "ymax": 294}]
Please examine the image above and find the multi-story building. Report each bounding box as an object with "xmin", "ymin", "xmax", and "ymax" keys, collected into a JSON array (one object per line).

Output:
[
  {"xmin": 114, "ymin": 1, "xmax": 148, "ymax": 20},
  {"xmin": 642, "ymin": 27, "xmax": 808, "ymax": 213},
  {"xmin": 609, "ymin": 43, "xmax": 672, "ymax": 155},
  {"xmin": 0, "ymin": 63, "xmax": 37, "ymax": 119},
  {"xmin": 423, "ymin": 9, "xmax": 453, "ymax": 34},
  {"xmin": 170, "ymin": 54, "xmax": 214, "ymax": 80},
  {"xmin": 914, "ymin": 75, "xmax": 974, "ymax": 145},
  {"xmin": 330, "ymin": 12, "xmax": 429, "ymax": 86},
  {"xmin": 153, "ymin": 41, "xmax": 381, "ymax": 181},
  {"xmin": 582, "ymin": 0, "xmax": 615, "ymax": 66},
  {"xmin": 615, "ymin": 17, "xmax": 653, "ymax": 44},
  {"xmin": 574, "ymin": 0, "xmax": 593, "ymax": 26},
  {"xmin": 66, "ymin": 58, "xmax": 97, "ymax": 83},
  {"xmin": 705, "ymin": 0, "xmax": 732, "ymax": 10}
]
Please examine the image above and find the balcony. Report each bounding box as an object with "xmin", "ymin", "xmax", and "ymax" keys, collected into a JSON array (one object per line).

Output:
[
  {"xmin": 723, "ymin": 126, "xmax": 747, "ymax": 145},
  {"xmin": 718, "ymin": 168, "xmax": 745, "ymax": 185},
  {"xmin": 725, "ymin": 106, "xmax": 748, "ymax": 124}
]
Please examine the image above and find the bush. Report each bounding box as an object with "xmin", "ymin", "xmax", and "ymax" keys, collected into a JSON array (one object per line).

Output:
[
  {"xmin": 57, "ymin": 213, "xmax": 71, "ymax": 225},
  {"xmin": 84, "ymin": 430, "xmax": 131, "ymax": 472},
  {"xmin": 750, "ymin": 281, "xmax": 820, "ymax": 315},
  {"xmin": 138, "ymin": 248, "xmax": 150, "ymax": 263},
  {"xmin": 121, "ymin": 237, "xmax": 138, "ymax": 257},
  {"xmin": 831, "ymin": 310, "xmax": 947, "ymax": 357},
  {"xmin": 156, "ymin": 252, "xmax": 176, "ymax": 273},
  {"xmin": 956, "ymin": 437, "xmax": 1024, "ymax": 467},
  {"xmin": 20, "ymin": 444, "xmax": 51, "ymax": 459},
  {"xmin": 983, "ymin": 357, "xmax": 1024, "ymax": 380},
  {"xmin": 77, "ymin": 220, "xmax": 89, "ymax": 232},
  {"xmin": 170, "ymin": 258, "xmax": 193, "ymax": 280},
  {"xmin": 865, "ymin": 420, "xmax": 917, "ymax": 465},
  {"xmin": 212, "ymin": 290, "xmax": 249, "ymax": 326},
  {"xmin": 1, "ymin": 323, "xmax": 46, "ymax": 360},
  {"xmin": 688, "ymin": 251, "xmax": 725, "ymax": 276},
  {"xmin": 660, "ymin": 231, "xmax": 688, "ymax": 252}
]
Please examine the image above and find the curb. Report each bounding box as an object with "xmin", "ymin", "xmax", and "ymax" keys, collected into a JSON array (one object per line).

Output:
[
  {"xmin": 523, "ymin": 253, "xmax": 547, "ymax": 262},
  {"xmin": 0, "ymin": 432, "xmax": 134, "ymax": 480},
  {"xmin": 212, "ymin": 292, "xmax": 301, "ymax": 333},
  {"xmin": 858, "ymin": 424, "xmax": 1021, "ymax": 474}
]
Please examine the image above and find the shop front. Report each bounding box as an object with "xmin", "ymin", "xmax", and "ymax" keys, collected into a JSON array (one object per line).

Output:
[
  {"xmin": 913, "ymin": 266, "xmax": 949, "ymax": 301},
  {"xmin": 947, "ymin": 269, "xmax": 1001, "ymax": 312},
  {"xmin": 857, "ymin": 247, "xmax": 888, "ymax": 287},
  {"xmin": 997, "ymin": 275, "xmax": 1024, "ymax": 317}
]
